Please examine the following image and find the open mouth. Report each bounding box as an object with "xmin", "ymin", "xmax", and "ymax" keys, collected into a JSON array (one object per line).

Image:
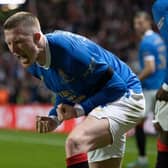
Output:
[
  {"xmin": 16, "ymin": 54, "xmax": 29, "ymax": 64},
  {"xmin": 20, "ymin": 57, "xmax": 29, "ymax": 64}
]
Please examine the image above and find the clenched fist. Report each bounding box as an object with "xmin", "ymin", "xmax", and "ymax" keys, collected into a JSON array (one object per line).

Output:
[
  {"xmin": 156, "ymin": 87, "xmax": 168, "ymax": 101},
  {"xmin": 57, "ymin": 104, "xmax": 77, "ymax": 122},
  {"xmin": 36, "ymin": 116, "xmax": 61, "ymax": 133}
]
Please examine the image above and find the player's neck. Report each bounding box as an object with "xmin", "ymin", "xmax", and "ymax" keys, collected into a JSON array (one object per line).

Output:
[
  {"xmin": 36, "ymin": 35, "xmax": 47, "ymax": 66},
  {"xmin": 36, "ymin": 50, "xmax": 46, "ymax": 66}
]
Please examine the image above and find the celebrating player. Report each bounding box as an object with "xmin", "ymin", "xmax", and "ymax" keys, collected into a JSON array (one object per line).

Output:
[{"xmin": 3, "ymin": 12, "xmax": 145, "ymax": 168}]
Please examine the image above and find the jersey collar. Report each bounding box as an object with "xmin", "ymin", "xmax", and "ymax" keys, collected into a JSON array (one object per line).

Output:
[
  {"xmin": 36, "ymin": 35, "xmax": 51, "ymax": 69},
  {"xmin": 144, "ymin": 29, "xmax": 154, "ymax": 36}
]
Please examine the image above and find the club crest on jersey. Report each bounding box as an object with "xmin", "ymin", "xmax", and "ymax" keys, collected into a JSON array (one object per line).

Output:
[
  {"xmin": 83, "ymin": 57, "xmax": 96, "ymax": 77},
  {"xmin": 58, "ymin": 90, "xmax": 86, "ymax": 103},
  {"xmin": 58, "ymin": 69, "xmax": 74, "ymax": 83}
]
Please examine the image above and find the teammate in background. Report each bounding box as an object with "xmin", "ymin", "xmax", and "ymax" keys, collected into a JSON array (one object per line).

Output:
[
  {"xmin": 3, "ymin": 12, "xmax": 145, "ymax": 168},
  {"xmin": 152, "ymin": 0, "xmax": 168, "ymax": 167},
  {"xmin": 127, "ymin": 11, "xmax": 167, "ymax": 168}
]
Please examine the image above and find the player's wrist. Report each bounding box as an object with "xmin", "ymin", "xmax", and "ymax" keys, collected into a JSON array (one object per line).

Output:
[
  {"xmin": 49, "ymin": 115, "xmax": 62, "ymax": 125},
  {"xmin": 74, "ymin": 104, "xmax": 85, "ymax": 117},
  {"xmin": 162, "ymin": 83, "xmax": 168, "ymax": 92}
]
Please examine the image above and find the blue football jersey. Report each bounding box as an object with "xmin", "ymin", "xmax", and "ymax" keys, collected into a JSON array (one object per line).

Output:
[
  {"xmin": 152, "ymin": 0, "xmax": 168, "ymax": 84},
  {"xmin": 138, "ymin": 30, "xmax": 167, "ymax": 89},
  {"xmin": 27, "ymin": 31, "xmax": 142, "ymax": 116}
]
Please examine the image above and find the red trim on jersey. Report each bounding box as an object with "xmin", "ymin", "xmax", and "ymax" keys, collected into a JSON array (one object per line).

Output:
[
  {"xmin": 66, "ymin": 153, "xmax": 88, "ymax": 166},
  {"xmin": 157, "ymin": 139, "xmax": 168, "ymax": 152}
]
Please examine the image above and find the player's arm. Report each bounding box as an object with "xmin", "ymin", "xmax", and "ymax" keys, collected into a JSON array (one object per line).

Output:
[
  {"xmin": 138, "ymin": 41, "xmax": 156, "ymax": 81},
  {"xmin": 152, "ymin": 0, "xmax": 168, "ymax": 46},
  {"xmin": 138, "ymin": 56, "xmax": 155, "ymax": 81},
  {"xmin": 156, "ymin": 80, "xmax": 168, "ymax": 101},
  {"xmin": 152, "ymin": 5, "xmax": 168, "ymax": 101},
  {"xmin": 152, "ymin": 0, "xmax": 168, "ymax": 131},
  {"xmin": 79, "ymin": 71, "xmax": 127, "ymax": 114},
  {"xmin": 55, "ymin": 71, "xmax": 127, "ymax": 120},
  {"xmin": 67, "ymin": 46, "xmax": 126, "ymax": 114},
  {"xmin": 152, "ymin": 1, "xmax": 168, "ymax": 101},
  {"xmin": 153, "ymin": 80, "xmax": 168, "ymax": 132},
  {"xmin": 26, "ymin": 65, "xmax": 61, "ymax": 133}
]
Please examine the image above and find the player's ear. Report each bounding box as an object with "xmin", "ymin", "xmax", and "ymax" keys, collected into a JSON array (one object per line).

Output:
[{"xmin": 33, "ymin": 32, "xmax": 41, "ymax": 43}]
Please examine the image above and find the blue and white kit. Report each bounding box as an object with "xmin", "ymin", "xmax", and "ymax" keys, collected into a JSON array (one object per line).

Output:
[
  {"xmin": 138, "ymin": 30, "xmax": 167, "ymax": 90},
  {"xmin": 27, "ymin": 30, "xmax": 145, "ymax": 160},
  {"xmin": 27, "ymin": 31, "xmax": 142, "ymax": 115},
  {"xmin": 138, "ymin": 29, "xmax": 167, "ymax": 114}
]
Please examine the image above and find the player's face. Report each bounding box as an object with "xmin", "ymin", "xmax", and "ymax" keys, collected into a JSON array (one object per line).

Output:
[
  {"xmin": 4, "ymin": 26, "xmax": 39, "ymax": 68},
  {"xmin": 134, "ymin": 17, "xmax": 150, "ymax": 36}
]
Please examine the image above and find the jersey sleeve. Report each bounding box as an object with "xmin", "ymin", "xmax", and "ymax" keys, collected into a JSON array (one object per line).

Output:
[
  {"xmin": 141, "ymin": 42, "xmax": 155, "ymax": 59},
  {"xmin": 80, "ymin": 71, "xmax": 127, "ymax": 114}
]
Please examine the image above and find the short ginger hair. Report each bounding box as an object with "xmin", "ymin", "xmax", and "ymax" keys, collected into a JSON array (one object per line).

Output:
[{"xmin": 3, "ymin": 11, "xmax": 41, "ymax": 32}]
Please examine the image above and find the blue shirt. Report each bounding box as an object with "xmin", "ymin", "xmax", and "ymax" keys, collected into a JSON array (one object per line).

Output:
[
  {"xmin": 152, "ymin": 0, "xmax": 168, "ymax": 84},
  {"xmin": 27, "ymin": 31, "xmax": 142, "ymax": 116},
  {"xmin": 138, "ymin": 30, "xmax": 167, "ymax": 89}
]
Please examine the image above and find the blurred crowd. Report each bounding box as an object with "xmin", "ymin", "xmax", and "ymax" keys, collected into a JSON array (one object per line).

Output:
[{"xmin": 0, "ymin": 0, "xmax": 154, "ymax": 105}]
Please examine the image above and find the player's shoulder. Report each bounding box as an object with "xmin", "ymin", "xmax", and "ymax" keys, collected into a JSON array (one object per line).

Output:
[
  {"xmin": 151, "ymin": 31, "xmax": 163, "ymax": 40},
  {"xmin": 146, "ymin": 31, "xmax": 162, "ymax": 41},
  {"xmin": 142, "ymin": 31, "xmax": 163, "ymax": 46},
  {"xmin": 45, "ymin": 30, "xmax": 72, "ymax": 50},
  {"xmin": 46, "ymin": 30, "xmax": 84, "ymax": 40},
  {"xmin": 46, "ymin": 30, "xmax": 89, "ymax": 47},
  {"xmin": 45, "ymin": 30, "xmax": 68, "ymax": 43},
  {"xmin": 148, "ymin": 32, "xmax": 165, "ymax": 47}
]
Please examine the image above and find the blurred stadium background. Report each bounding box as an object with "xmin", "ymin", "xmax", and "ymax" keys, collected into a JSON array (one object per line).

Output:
[{"xmin": 0, "ymin": 0, "xmax": 157, "ymax": 167}]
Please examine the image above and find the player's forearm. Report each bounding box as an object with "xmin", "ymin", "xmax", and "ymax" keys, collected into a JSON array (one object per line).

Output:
[
  {"xmin": 138, "ymin": 68, "xmax": 154, "ymax": 81},
  {"xmin": 48, "ymin": 95, "xmax": 74, "ymax": 117},
  {"xmin": 80, "ymin": 73, "xmax": 127, "ymax": 114},
  {"xmin": 49, "ymin": 107, "xmax": 57, "ymax": 117}
]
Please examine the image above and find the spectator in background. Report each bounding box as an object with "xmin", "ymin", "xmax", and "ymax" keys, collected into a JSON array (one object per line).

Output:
[
  {"xmin": 127, "ymin": 11, "xmax": 167, "ymax": 168},
  {"xmin": 0, "ymin": 85, "xmax": 9, "ymax": 105}
]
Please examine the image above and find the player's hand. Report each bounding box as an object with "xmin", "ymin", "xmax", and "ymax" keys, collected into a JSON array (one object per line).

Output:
[
  {"xmin": 57, "ymin": 104, "xmax": 77, "ymax": 122},
  {"xmin": 154, "ymin": 85, "xmax": 168, "ymax": 132},
  {"xmin": 36, "ymin": 116, "xmax": 60, "ymax": 133},
  {"xmin": 156, "ymin": 87, "xmax": 168, "ymax": 101}
]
